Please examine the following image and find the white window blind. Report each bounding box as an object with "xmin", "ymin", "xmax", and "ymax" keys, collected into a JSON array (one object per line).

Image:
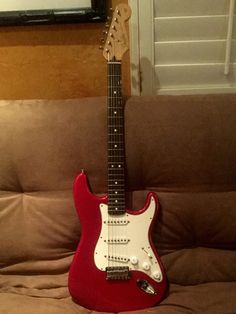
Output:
[{"xmin": 154, "ymin": 0, "xmax": 236, "ymax": 94}]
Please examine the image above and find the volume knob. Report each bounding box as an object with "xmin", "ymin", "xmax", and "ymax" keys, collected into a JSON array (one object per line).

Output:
[
  {"xmin": 130, "ymin": 256, "xmax": 138, "ymax": 265},
  {"xmin": 142, "ymin": 262, "xmax": 150, "ymax": 271},
  {"xmin": 153, "ymin": 271, "xmax": 162, "ymax": 282}
]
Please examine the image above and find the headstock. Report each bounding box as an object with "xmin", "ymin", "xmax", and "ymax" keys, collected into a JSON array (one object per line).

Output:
[{"xmin": 101, "ymin": 4, "xmax": 131, "ymax": 61}]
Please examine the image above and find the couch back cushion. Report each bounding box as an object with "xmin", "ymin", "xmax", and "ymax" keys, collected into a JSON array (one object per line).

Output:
[{"xmin": 0, "ymin": 95, "xmax": 235, "ymax": 291}]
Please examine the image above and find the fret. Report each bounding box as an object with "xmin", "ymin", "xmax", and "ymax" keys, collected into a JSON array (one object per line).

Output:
[
  {"xmin": 108, "ymin": 108, "xmax": 123, "ymax": 111},
  {"xmin": 108, "ymin": 160, "xmax": 125, "ymax": 164},
  {"xmin": 108, "ymin": 116, "xmax": 124, "ymax": 122},
  {"xmin": 109, "ymin": 195, "xmax": 125, "ymax": 205},
  {"xmin": 108, "ymin": 197, "xmax": 125, "ymax": 201},
  {"xmin": 108, "ymin": 148, "xmax": 124, "ymax": 151},
  {"xmin": 108, "ymin": 209, "xmax": 125, "ymax": 212},
  {"xmin": 108, "ymin": 141, "xmax": 124, "ymax": 143},
  {"xmin": 108, "ymin": 149, "xmax": 124, "ymax": 153},
  {"xmin": 108, "ymin": 126, "xmax": 124, "ymax": 130},
  {"xmin": 108, "ymin": 170, "xmax": 124, "ymax": 173},
  {"xmin": 108, "ymin": 153, "xmax": 124, "ymax": 156},
  {"xmin": 108, "ymin": 180, "xmax": 125, "ymax": 183},
  {"xmin": 108, "ymin": 185, "xmax": 125, "ymax": 188},
  {"xmin": 108, "ymin": 173, "xmax": 124, "ymax": 176},
  {"xmin": 107, "ymin": 117, "xmax": 123, "ymax": 119}
]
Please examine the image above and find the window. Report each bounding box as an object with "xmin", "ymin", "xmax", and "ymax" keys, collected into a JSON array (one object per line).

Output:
[{"xmin": 129, "ymin": 0, "xmax": 236, "ymax": 95}]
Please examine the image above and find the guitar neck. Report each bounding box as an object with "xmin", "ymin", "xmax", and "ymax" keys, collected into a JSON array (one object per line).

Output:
[{"xmin": 107, "ymin": 59, "xmax": 126, "ymax": 215}]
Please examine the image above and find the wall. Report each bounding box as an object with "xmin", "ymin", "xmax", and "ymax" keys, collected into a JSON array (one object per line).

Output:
[{"xmin": 0, "ymin": 0, "xmax": 130, "ymax": 99}]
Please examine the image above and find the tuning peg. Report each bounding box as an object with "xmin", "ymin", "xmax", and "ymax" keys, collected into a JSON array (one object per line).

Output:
[
  {"xmin": 100, "ymin": 38, "xmax": 105, "ymax": 43},
  {"xmin": 99, "ymin": 45, "xmax": 104, "ymax": 50},
  {"xmin": 105, "ymin": 22, "xmax": 110, "ymax": 28},
  {"xmin": 109, "ymin": 7, "xmax": 114, "ymax": 12},
  {"xmin": 102, "ymin": 30, "xmax": 108, "ymax": 35}
]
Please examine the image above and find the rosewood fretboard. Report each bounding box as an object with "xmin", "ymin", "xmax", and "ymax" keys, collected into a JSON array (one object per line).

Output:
[{"xmin": 107, "ymin": 60, "xmax": 126, "ymax": 215}]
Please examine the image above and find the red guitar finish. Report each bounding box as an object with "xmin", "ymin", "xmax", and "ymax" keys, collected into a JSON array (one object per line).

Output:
[{"xmin": 68, "ymin": 172, "xmax": 167, "ymax": 312}]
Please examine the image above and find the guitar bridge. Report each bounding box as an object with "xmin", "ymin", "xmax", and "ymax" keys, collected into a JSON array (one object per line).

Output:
[{"xmin": 106, "ymin": 266, "xmax": 131, "ymax": 280}]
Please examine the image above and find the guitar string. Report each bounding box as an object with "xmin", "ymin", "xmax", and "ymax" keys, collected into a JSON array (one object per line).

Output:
[
  {"xmin": 114, "ymin": 60, "xmax": 123, "ymax": 267},
  {"xmin": 116, "ymin": 60, "xmax": 120, "ymax": 267},
  {"xmin": 110, "ymin": 60, "xmax": 118, "ymax": 267},
  {"xmin": 110, "ymin": 58, "xmax": 114, "ymax": 268},
  {"xmin": 117, "ymin": 60, "xmax": 123, "ymax": 266},
  {"xmin": 111, "ymin": 59, "xmax": 114, "ymax": 267},
  {"xmin": 114, "ymin": 60, "xmax": 119, "ymax": 267},
  {"xmin": 108, "ymin": 54, "xmax": 111, "ymax": 269}
]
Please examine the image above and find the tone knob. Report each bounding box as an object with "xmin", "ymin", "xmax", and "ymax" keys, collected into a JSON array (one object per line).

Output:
[
  {"xmin": 153, "ymin": 271, "xmax": 162, "ymax": 282},
  {"xmin": 142, "ymin": 262, "xmax": 150, "ymax": 271},
  {"xmin": 130, "ymin": 256, "xmax": 138, "ymax": 265}
]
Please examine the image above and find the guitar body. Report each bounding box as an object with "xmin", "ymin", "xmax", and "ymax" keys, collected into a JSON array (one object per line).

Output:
[{"xmin": 68, "ymin": 172, "xmax": 167, "ymax": 312}]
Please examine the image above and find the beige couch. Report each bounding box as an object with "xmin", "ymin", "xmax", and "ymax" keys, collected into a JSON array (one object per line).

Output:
[{"xmin": 0, "ymin": 95, "xmax": 236, "ymax": 314}]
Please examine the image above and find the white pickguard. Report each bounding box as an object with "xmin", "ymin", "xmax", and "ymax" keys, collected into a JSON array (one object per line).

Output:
[{"xmin": 94, "ymin": 196, "xmax": 163, "ymax": 282}]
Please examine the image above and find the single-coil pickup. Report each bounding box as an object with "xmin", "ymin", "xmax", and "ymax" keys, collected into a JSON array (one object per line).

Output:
[
  {"xmin": 105, "ymin": 255, "xmax": 129, "ymax": 263},
  {"xmin": 104, "ymin": 238, "xmax": 130, "ymax": 244},
  {"xmin": 104, "ymin": 219, "xmax": 129, "ymax": 225}
]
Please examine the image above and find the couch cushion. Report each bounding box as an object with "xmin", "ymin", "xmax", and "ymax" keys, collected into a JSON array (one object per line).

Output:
[
  {"xmin": 123, "ymin": 282, "xmax": 236, "ymax": 314},
  {"xmin": 1, "ymin": 282, "xmax": 235, "ymax": 314},
  {"xmin": 0, "ymin": 96, "xmax": 236, "ymax": 301},
  {"xmin": 0, "ymin": 293, "xmax": 86, "ymax": 314}
]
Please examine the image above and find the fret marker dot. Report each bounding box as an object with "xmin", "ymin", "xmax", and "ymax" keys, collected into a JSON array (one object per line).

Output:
[
  {"xmin": 114, "ymin": 129, "xmax": 117, "ymax": 132},
  {"xmin": 118, "ymin": 165, "xmax": 121, "ymax": 168},
  {"xmin": 111, "ymin": 165, "xmax": 114, "ymax": 168},
  {"xmin": 114, "ymin": 144, "xmax": 117, "ymax": 148},
  {"xmin": 115, "ymin": 200, "xmax": 118, "ymax": 203},
  {"xmin": 115, "ymin": 181, "xmax": 118, "ymax": 185},
  {"xmin": 114, "ymin": 91, "xmax": 117, "ymax": 94},
  {"xmin": 115, "ymin": 191, "xmax": 118, "ymax": 194},
  {"xmin": 114, "ymin": 111, "xmax": 117, "ymax": 114}
]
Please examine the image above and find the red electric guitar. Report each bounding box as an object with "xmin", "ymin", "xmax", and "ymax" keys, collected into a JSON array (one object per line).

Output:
[{"xmin": 68, "ymin": 4, "xmax": 167, "ymax": 312}]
